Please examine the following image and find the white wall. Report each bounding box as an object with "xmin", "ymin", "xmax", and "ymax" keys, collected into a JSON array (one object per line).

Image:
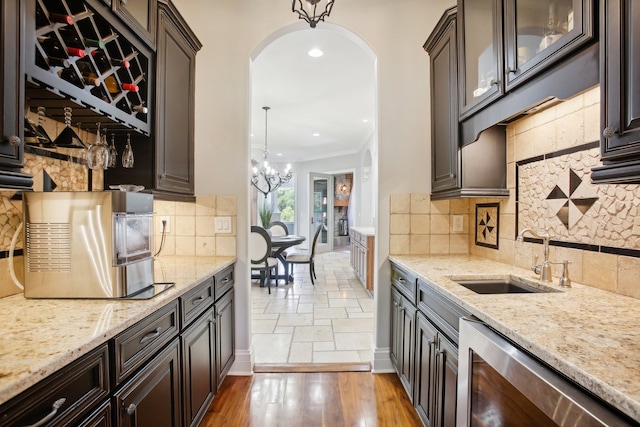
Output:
[{"xmin": 172, "ymin": 0, "xmax": 455, "ymax": 373}]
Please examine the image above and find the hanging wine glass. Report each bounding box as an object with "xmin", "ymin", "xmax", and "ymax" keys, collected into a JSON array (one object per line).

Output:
[
  {"xmin": 108, "ymin": 133, "xmax": 118, "ymax": 168},
  {"xmin": 122, "ymin": 133, "xmax": 134, "ymax": 168},
  {"xmin": 86, "ymin": 123, "xmax": 110, "ymax": 170}
]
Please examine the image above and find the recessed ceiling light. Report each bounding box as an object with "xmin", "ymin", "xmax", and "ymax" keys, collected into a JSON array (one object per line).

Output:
[
  {"xmin": 362, "ymin": 119, "xmax": 369, "ymax": 123},
  {"xmin": 313, "ymin": 133, "xmax": 320, "ymax": 137},
  {"xmin": 308, "ymin": 48, "xmax": 324, "ymax": 58},
  {"xmin": 276, "ymin": 153, "xmax": 283, "ymax": 156}
]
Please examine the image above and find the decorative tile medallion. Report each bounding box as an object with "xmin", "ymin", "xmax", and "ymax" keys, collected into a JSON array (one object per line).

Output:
[
  {"xmin": 546, "ymin": 168, "xmax": 598, "ymax": 229},
  {"xmin": 517, "ymin": 144, "xmax": 640, "ymax": 249},
  {"xmin": 476, "ymin": 203, "xmax": 499, "ymax": 249}
]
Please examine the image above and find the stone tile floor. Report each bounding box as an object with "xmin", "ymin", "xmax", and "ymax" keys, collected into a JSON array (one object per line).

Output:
[{"xmin": 251, "ymin": 248, "xmax": 374, "ymax": 365}]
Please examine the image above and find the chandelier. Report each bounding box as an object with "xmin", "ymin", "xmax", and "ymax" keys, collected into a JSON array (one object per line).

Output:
[
  {"xmin": 292, "ymin": 0, "xmax": 335, "ymax": 28},
  {"xmin": 251, "ymin": 106, "xmax": 292, "ymax": 197}
]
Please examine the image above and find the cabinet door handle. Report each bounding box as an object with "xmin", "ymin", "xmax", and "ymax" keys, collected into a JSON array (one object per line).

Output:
[
  {"xmin": 8, "ymin": 135, "xmax": 21, "ymax": 146},
  {"xmin": 26, "ymin": 398, "xmax": 66, "ymax": 427},
  {"xmin": 603, "ymin": 126, "xmax": 617, "ymax": 138},
  {"xmin": 397, "ymin": 277, "xmax": 406, "ymax": 283},
  {"xmin": 192, "ymin": 296, "xmax": 205, "ymax": 305},
  {"xmin": 221, "ymin": 277, "xmax": 231, "ymax": 284},
  {"xmin": 489, "ymin": 78, "xmax": 498, "ymax": 86},
  {"xmin": 139, "ymin": 326, "xmax": 162, "ymax": 344}
]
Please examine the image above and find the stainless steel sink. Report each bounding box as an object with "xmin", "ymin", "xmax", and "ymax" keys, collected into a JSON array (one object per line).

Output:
[{"xmin": 454, "ymin": 278, "xmax": 559, "ymax": 294}]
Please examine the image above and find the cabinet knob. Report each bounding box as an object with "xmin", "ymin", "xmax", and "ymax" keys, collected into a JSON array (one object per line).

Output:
[
  {"xmin": 8, "ymin": 135, "xmax": 21, "ymax": 146},
  {"xmin": 602, "ymin": 126, "xmax": 617, "ymax": 139},
  {"xmin": 126, "ymin": 403, "xmax": 137, "ymax": 416},
  {"xmin": 489, "ymin": 78, "xmax": 498, "ymax": 86}
]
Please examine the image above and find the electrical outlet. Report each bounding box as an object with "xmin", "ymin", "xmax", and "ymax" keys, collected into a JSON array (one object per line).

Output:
[
  {"xmin": 452, "ymin": 215, "xmax": 464, "ymax": 232},
  {"xmin": 158, "ymin": 216, "xmax": 171, "ymax": 233}
]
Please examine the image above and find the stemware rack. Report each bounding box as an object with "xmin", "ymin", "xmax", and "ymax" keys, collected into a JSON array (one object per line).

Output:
[{"xmin": 25, "ymin": 0, "xmax": 153, "ymax": 136}]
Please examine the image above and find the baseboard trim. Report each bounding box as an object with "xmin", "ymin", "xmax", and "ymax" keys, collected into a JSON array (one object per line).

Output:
[
  {"xmin": 371, "ymin": 346, "xmax": 394, "ymax": 373},
  {"xmin": 253, "ymin": 362, "xmax": 371, "ymax": 373},
  {"xmin": 228, "ymin": 349, "xmax": 253, "ymax": 376}
]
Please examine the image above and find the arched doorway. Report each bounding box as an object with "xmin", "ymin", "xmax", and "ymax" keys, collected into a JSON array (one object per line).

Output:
[{"xmin": 248, "ymin": 23, "xmax": 378, "ymax": 366}]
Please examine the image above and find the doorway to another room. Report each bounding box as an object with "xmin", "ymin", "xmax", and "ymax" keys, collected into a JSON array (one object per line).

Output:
[{"xmin": 249, "ymin": 24, "xmax": 377, "ymax": 369}]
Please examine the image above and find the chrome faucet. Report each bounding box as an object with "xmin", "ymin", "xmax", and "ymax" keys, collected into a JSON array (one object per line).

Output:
[{"xmin": 516, "ymin": 227, "xmax": 554, "ymax": 282}]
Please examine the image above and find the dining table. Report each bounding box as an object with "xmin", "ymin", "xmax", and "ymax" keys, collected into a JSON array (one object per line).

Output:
[{"xmin": 270, "ymin": 234, "xmax": 306, "ymax": 283}]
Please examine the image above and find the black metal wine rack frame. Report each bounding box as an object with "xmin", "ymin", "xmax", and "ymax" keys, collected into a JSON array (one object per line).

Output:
[{"xmin": 25, "ymin": 0, "xmax": 153, "ymax": 136}]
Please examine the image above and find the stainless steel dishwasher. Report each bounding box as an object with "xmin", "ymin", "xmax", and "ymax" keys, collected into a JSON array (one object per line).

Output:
[{"xmin": 456, "ymin": 318, "xmax": 638, "ymax": 426}]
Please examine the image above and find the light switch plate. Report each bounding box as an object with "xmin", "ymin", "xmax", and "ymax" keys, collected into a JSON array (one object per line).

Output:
[
  {"xmin": 452, "ymin": 215, "xmax": 464, "ymax": 232},
  {"xmin": 215, "ymin": 216, "xmax": 232, "ymax": 234}
]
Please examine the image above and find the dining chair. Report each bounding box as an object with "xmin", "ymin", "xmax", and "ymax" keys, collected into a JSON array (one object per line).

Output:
[
  {"xmin": 268, "ymin": 221, "xmax": 290, "ymax": 279},
  {"xmin": 250, "ymin": 226, "xmax": 279, "ymax": 294},
  {"xmin": 268, "ymin": 221, "xmax": 289, "ymax": 236},
  {"xmin": 285, "ymin": 224, "xmax": 324, "ymax": 285}
]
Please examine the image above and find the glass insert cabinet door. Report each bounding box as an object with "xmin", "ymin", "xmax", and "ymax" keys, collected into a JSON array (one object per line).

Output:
[
  {"xmin": 505, "ymin": 0, "xmax": 594, "ymax": 90},
  {"xmin": 458, "ymin": 0, "xmax": 504, "ymax": 118}
]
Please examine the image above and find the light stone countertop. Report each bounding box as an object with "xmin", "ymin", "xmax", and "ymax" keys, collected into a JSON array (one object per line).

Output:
[
  {"xmin": 0, "ymin": 255, "xmax": 235, "ymax": 406},
  {"xmin": 389, "ymin": 254, "xmax": 640, "ymax": 422},
  {"xmin": 350, "ymin": 226, "xmax": 375, "ymax": 236}
]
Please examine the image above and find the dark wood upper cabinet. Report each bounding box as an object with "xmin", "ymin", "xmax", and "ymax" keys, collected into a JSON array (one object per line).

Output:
[
  {"xmin": 112, "ymin": 0, "xmax": 157, "ymax": 48},
  {"xmin": 458, "ymin": 0, "xmax": 504, "ymax": 119},
  {"xmin": 458, "ymin": 0, "xmax": 596, "ymax": 121},
  {"xmin": 0, "ymin": 0, "xmax": 32, "ymax": 190},
  {"xmin": 425, "ymin": 7, "xmax": 508, "ymax": 200},
  {"xmin": 154, "ymin": 0, "xmax": 201, "ymax": 196},
  {"xmin": 591, "ymin": 0, "xmax": 640, "ymax": 184},
  {"xmin": 504, "ymin": 0, "xmax": 595, "ymax": 91},
  {"xmin": 425, "ymin": 7, "xmax": 459, "ymax": 195}
]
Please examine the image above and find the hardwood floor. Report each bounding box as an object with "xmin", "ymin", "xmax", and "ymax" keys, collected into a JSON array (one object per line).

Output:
[{"xmin": 201, "ymin": 372, "xmax": 422, "ymax": 426}]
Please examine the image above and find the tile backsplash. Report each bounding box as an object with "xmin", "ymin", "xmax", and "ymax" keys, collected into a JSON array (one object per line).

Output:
[
  {"xmin": 390, "ymin": 85, "xmax": 640, "ymax": 300},
  {"xmin": 0, "ymin": 113, "xmax": 237, "ymax": 298}
]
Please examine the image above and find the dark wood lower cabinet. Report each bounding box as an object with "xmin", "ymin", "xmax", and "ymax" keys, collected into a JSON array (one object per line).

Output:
[
  {"xmin": 114, "ymin": 338, "xmax": 182, "ymax": 427},
  {"xmin": 434, "ymin": 332, "xmax": 458, "ymax": 427},
  {"xmin": 216, "ymin": 289, "xmax": 235, "ymax": 386},
  {"xmin": 391, "ymin": 287, "xmax": 417, "ymax": 401},
  {"xmin": 181, "ymin": 306, "xmax": 217, "ymax": 427},
  {"xmin": 415, "ymin": 313, "xmax": 437, "ymax": 426},
  {"xmin": 414, "ymin": 311, "xmax": 458, "ymax": 427},
  {"xmin": 391, "ymin": 265, "xmax": 464, "ymax": 427},
  {"xmin": 77, "ymin": 401, "xmax": 112, "ymax": 427}
]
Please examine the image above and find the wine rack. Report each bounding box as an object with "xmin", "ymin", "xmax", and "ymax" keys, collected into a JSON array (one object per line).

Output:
[{"xmin": 25, "ymin": 0, "xmax": 153, "ymax": 136}]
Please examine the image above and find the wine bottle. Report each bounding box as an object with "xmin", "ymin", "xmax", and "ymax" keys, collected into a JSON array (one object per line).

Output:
[
  {"xmin": 90, "ymin": 50, "xmax": 111, "ymax": 73},
  {"xmin": 110, "ymin": 58, "xmax": 130, "ymax": 69},
  {"xmin": 47, "ymin": 56, "xmax": 71, "ymax": 68},
  {"xmin": 132, "ymin": 105, "xmax": 148, "ymax": 114},
  {"xmin": 121, "ymin": 83, "xmax": 139, "ymax": 92},
  {"xmin": 66, "ymin": 47, "xmax": 85, "ymax": 58},
  {"xmin": 82, "ymin": 75, "xmax": 100, "ymax": 86},
  {"xmin": 58, "ymin": 68, "xmax": 84, "ymax": 88},
  {"xmin": 104, "ymin": 75, "xmax": 121, "ymax": 94},
  {"xmin": 48, "ymin": 13, "xmax": 74, "ymax": 25},
  {"xmin": 84, "ymin": 38, "xmax": 105, "ymax": 49},
  {"xmin": 39, "ymin": 36, "xmax": 67, "ymax": 59}
]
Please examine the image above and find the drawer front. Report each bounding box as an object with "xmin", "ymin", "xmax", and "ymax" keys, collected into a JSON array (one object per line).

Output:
[
  {"xmin": 417, "ymin": 279, "xmax": 470, "ymax": 345},
  {"xmin": 113, "ymin": 300, "xmax": 180, "ymax": 385},
  {"xmin": 391, "ymin": 262, "xmax": 417, "ymax": 305},
  {"xmin": 180, "ymin": 277, "xmax": 214, "ymax": 329},
  {"xmin": 214, "ymin": 265, "xmax": 234, "ymax": 301},
  {"xmin": 0, "ymin": 344, "xmax": 110, "ymax": 427}
]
